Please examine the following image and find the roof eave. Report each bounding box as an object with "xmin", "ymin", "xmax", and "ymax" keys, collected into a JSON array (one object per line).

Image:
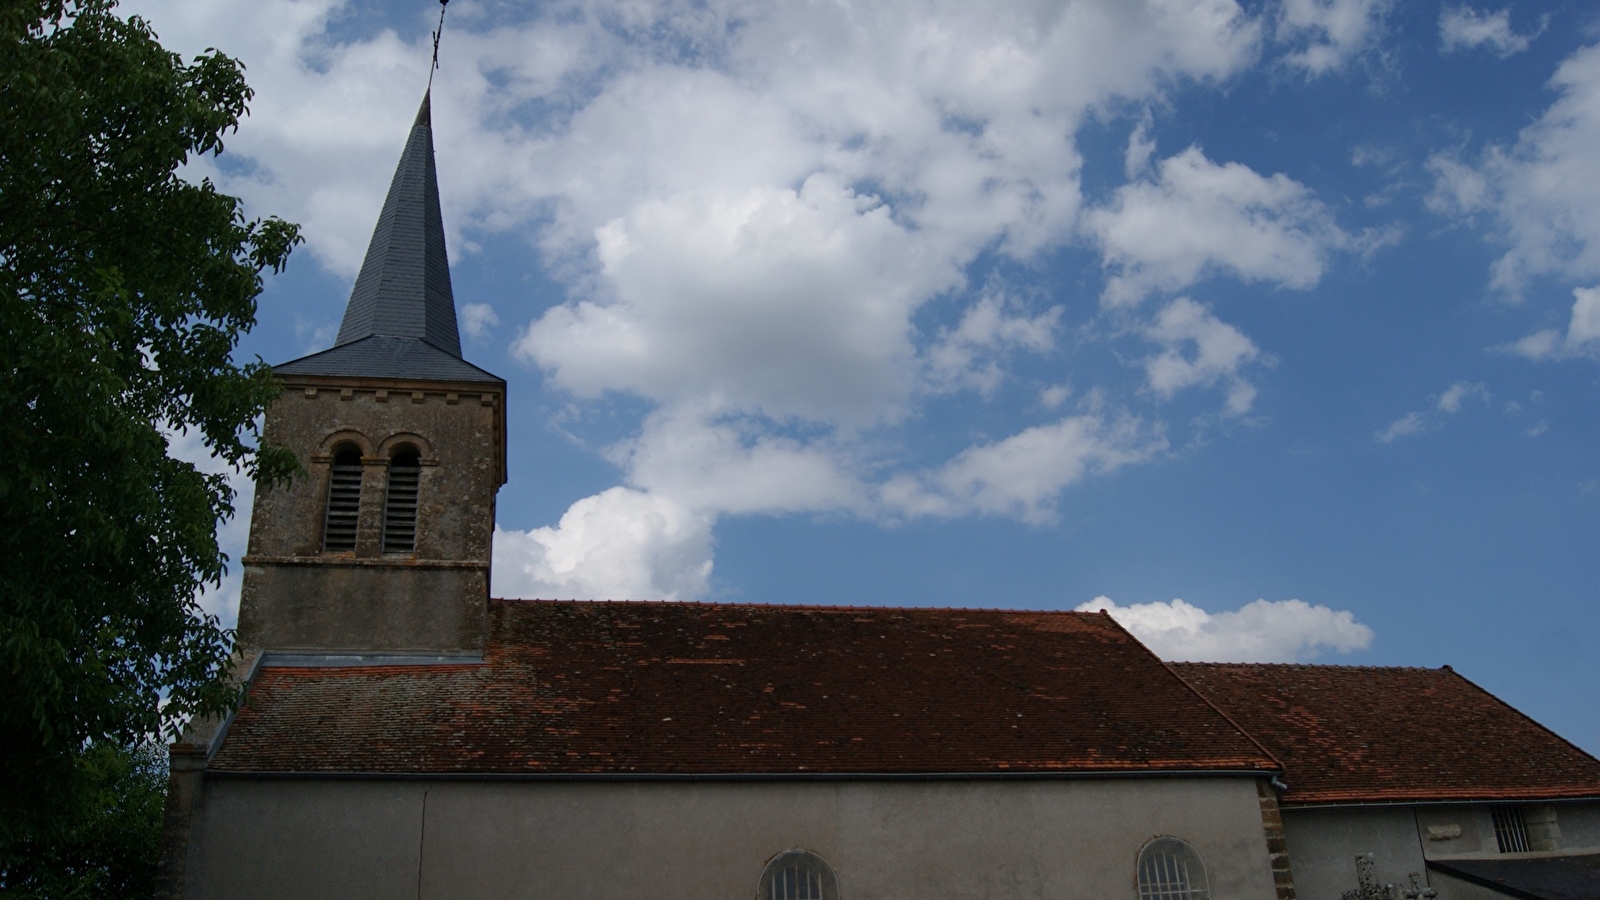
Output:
[
  {"xmin": 1282, "ymin": 791, "xmax": 1600, "ymax": 809},
  {"xmin": 201, "ymin": 767, "xmax": 1283, "ymax": 783}
]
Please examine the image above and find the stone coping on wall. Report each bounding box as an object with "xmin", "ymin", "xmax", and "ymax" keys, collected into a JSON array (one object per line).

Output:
[{"xmin": 242, "ymin": 556, "xmax": 488, "ymax": 570}]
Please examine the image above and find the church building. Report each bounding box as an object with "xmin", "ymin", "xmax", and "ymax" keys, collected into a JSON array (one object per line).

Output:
[{"xmin": 156, "ymin": 91, "xmax": 1600, "ymax": 900}]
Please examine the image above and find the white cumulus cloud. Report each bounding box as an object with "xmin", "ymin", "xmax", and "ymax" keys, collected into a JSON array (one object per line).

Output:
[
  {"xmin": 1142, "ymin": 297, "xmax": 1262, "ymax": 416},
  {"xmin": 614, "ymin": 406, "xmax": 869, "ymax": 518},
  {"xmin": 1086, "ymin": 146, "xmax": 1348, "ymax": 307},
  {"xmin": 924, "ymin": 290, "xmax": 1062, "ymax": 396},
  {"xmin": 496, "ymin": 406, "xmax": 1168, "ymax": 599},
  {"xmin": 122, "ymin": 0, "xmax": 449, "ymax": 276},
  {"xmin": 460, "ymin": 302, "xmax": 500, "ymax": 340},
  {"xmin": 1275, "ymin": 0, "xmax": 1393, "ymax": 76},
  {"xmin": 1428, "ymin": 43, "xmax": 1600, "ymax": 295},
  {"xmin": 491, "ymin": 488, "xmax": 714, "ymax": 601},
  {"xmin": 1507, "ymin": 286, "xmax": 1600, "ymax": 361},
  {"xmin": 1376, "ymin": 380, "xmax": 1488, "ymax": 442},
  {"xmin": 1375, "ymin": 411, "xmax": 1426, "ymax": 443},
  {"xmin": 123, "ymin": 0, "xmax": 1367, "ymax": 598},
  {"xmin": 1437, "ymin": 380, "xmax": 1489, "ymax": 413},
  {"xmin": 884, "ymin": 414, "xmax": 1167, "ymax": 524},
  {"xmin": 1439, "ymin": 6, "xmax": 1538, "ymax": 58},
  {"xmin": 1077, "ymin": 595, "xmax": 1374, "ymax": 662},
  {"xmin": 515, "ymin": 176, "xmax": 950, "ymax": 424}
]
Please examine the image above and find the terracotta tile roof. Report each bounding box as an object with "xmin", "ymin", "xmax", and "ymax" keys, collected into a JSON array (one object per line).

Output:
[
  {"xmin": 1171, "ymin": 663, "xmax": 1600, "ymax": 806},
  {"xmin": 209, "ymin": 601, "xmax": 1279, "ymax": 776}
]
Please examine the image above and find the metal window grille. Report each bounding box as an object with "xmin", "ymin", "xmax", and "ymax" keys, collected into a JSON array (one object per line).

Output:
[
  {"xmin": 382, "ymin": 452, "xmax": 421, "ymax": 554},
  {"xmin": 1493, "ymin": 806, "xmax": 1531, "ymax": 853},
  {"xmin": 762, "ymin": 852, "xmax": 835, "ymax": 900},
  {"xmin": 1138, "ymin": 839, "xmax": 1211, "ymax": 900},
  {"xmin": 322, "ymin": 450, "xmax": 362, "ymax": 551},
  {"xmin": 770, "ymin": 864, "xmax": 823, "ymax": 900}
]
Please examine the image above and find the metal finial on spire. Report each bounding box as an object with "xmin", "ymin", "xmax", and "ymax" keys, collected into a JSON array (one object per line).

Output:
[{"xmin": 427, "ymin": 0, "xmax": 449, "ymax": 91}]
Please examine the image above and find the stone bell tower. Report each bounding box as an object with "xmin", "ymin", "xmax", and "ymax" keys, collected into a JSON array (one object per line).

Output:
[{"xmin": 236, "ymin": 92, "xmax": 505, "ymax": 656}]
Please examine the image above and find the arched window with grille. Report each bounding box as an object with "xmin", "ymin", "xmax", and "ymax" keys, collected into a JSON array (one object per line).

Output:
[
  {"xmin": 322, "ymin": 446, "xmax": 363, "ymax": 552},
  {"xmin": 1137, "ymin": 837, "xmax": 1210, "ymax": 900},
  {"xmin": 382, "ymin": 448, "xmax": 421, "ymax": 554},
  {"xmin": 760, "ymin": 851, "xmax": 839, "ymax": 900}
]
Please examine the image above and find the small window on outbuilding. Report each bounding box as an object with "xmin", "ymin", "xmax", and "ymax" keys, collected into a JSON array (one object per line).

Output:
[
  {"xmin": 1137, "ymin": 837, "xmax": 1210, "ymax": 900},
  {"xmin": 760, "ymin": 851, "xmax": 839, "ymax": 900},
  {"xmin": 381, "ymin": 449, "xmax": 421, "ymax": 554},
  {"xmin": 322, "ymin": 446, "xmax": 363, "ymax": 552},
  {"xmin": 1493, "ymin": 805, "xmax": 1532, "ymax": 853}
]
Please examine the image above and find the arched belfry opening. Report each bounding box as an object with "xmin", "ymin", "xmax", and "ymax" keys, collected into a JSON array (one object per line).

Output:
[
  {"xmin": 235, "ymin": 88, "xmax": 506, "ymax": 656},
  {"xmin": 322, "ymin": 445, "xmax": 364, "ymax": 552},
  {"xmin": 382, "ymin": 447, "xmax": 421, "ymax": 554}
]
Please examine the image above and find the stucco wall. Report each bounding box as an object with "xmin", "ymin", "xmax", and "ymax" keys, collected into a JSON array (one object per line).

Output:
[
  {"xmin": 1543, "ymin": 802, "xmax": 1600, "ymax": 853},
  {"xmin": 1282, "ymin": 806, "xmax": 1428, "ymax": 900},
  {"xmin": 1413, "ymin": 806, "xmax": 1497, "ymax": 858},
  {"xmin": 1415, "ymin": 801, "xmax": 1600, "ymax": 859},
  {"xmin": 182, "ymin": 775, "xmax": 1280, "ymax": 900},
  {"xmin": 1284, "ymin": 802, "xmax": 1600, "ymax": 900}
]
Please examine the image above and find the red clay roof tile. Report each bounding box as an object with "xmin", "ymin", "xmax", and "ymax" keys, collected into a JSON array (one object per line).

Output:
[
  {"xmin": 209, "ymin": 601, "xmax": 1278, "ymax": 776},
  {"xmin": 1171, "ymin": 662, "xmax": 1600, "ymax": 805}
]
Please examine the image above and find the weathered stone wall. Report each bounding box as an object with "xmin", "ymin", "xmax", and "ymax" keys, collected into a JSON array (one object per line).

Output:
[
  {"xmin": 180, "ymin": 775, "xmax": 1281, "ymax": 900},
  {"xmin": 237, "ymin": 564, "xmax": 488, "ymax": 652},
  {"xmin": 1258, "ymin": 780, "xmax": 1297, "ymax": 900},
  {"xmin": 237, "ymin": 378, "xmax": 502, "ymax": 653}
]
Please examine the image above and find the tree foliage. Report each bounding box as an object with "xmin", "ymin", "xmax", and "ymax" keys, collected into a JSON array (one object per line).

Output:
[
  {"xmin": 0, "ymin": 0, "xmax": 300, "ymax": 846},
  {"xmin": 0, "ymin": 742, "xmax": 168, "ymax": 899}
]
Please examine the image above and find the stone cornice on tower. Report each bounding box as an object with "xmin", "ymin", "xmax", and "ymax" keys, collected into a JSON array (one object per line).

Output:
[{"xmin": 266, "ymin": 373, "xmax": 506, "ymax": 487}]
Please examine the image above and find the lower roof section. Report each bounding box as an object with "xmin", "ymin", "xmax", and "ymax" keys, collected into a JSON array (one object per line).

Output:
[
  {"xmin": 209, "ymin": 600, "xmax": 1279, "ymax": 777},
  {"xmin": 1173, "ymin": 662, "xmax": 1600, "ymax": 806},
  {"xmin": 1430, "ymin": 854, "xmax": 1600, "ymax": 900}
]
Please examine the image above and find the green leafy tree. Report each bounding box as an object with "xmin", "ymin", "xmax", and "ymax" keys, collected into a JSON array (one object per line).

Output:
[
  {"xmin": 0, "ymin": 0, "xmax": 299, "ymax": 855},
  {"xmin": 0, "ymin": 742, "xmax": 168, "ymax": 899}
]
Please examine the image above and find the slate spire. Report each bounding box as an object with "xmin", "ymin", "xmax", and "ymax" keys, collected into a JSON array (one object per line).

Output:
[
  {"xmin": 273, "ymin": 90, "xmax": 500, "ymax": 384},
  {"xmin": 334, "ymin": 91, "xmax": 460, "ymax": 355}
]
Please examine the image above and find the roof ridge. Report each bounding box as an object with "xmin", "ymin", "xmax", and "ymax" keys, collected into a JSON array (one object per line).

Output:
[
  {"xmin": 1171, "ymin": 661, "xmax": 1447, "ymax": 672},
  {"xmin": 489, "ymin": 597, "xmax": 1109, "ymax": 615}
]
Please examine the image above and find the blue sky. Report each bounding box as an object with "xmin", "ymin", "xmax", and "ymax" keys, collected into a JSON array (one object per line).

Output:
[{"xmin": 132, "ymin": 0, "xmax": 1600, "ymax": 750}]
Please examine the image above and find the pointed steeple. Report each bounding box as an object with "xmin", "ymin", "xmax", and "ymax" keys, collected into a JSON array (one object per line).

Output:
[
  {"xmin": 275, "ymin": 90, "xmax": 499, "ymax": 384},
  {"xmin": 337, "ymin": 92, "xmax": 459, "ymax": 354}
]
